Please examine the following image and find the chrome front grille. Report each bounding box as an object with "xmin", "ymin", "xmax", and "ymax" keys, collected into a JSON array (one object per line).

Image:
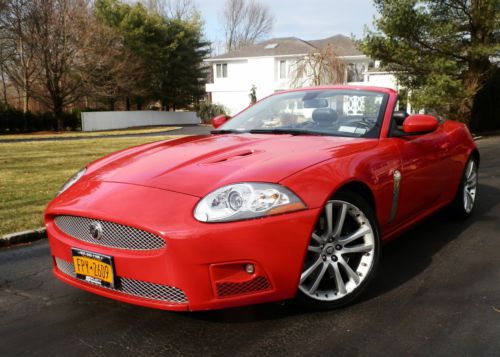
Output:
[
  {"xmin": 54, "ymin": 215, "xmax": 165, "ymax": 250},
  {"xmin": 55, "ymin": 258, "xmax": 187, "ymax": 304}
]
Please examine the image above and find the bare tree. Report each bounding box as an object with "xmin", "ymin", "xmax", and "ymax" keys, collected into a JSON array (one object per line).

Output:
[
  {"xmin": 163, "ymin": 0, "xmax": 198, "ymax": 20},
  {"xmin": 0, "ymin": 0, "xmax": 38, "ymax": 112},
  {"xmin": 30, "ymin": 0, "xmax": 90, "ymax": 129},
  {"xmin": 222, "ymin": 0, "xmax": 274, "ymax": 51},
  {"xmin": 0, "ymin": 46, "xmax": 8, "ymax": 105},
  {"xmin": 144, "ymin": 0, "xmax": 199, "ymax": 21},
  {"xmin": 0, "ymin": 27, "xmax": 11, "ymax": 105},
  {"xmin": 291, "ymin": 45, "xmax": 347, "ymax": 88},
  {"xmin": 79, "ymin": 20, "xmax": 146, "ymax": 109},
  {"xmin": 0, "ymin": 3, "xmax": 9, "ymax": 105}
]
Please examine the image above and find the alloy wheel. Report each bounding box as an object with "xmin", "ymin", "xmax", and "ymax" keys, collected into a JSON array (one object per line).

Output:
[{"xmin": 299, "ymin": 200, "xmax": 375, "ymax": 301}]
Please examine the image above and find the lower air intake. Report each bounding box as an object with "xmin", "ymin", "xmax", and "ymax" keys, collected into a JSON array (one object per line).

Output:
[
  {"xmin": 55, "ymin": 257, "xmax": 187, "ymax": 304},
  {"xmin": 216, "ymin": 276, "xmax": 271, "ymax": 298}
]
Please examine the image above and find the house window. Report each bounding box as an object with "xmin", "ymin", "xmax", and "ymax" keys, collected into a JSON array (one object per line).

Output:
[
  {"xmin": 279, "ymin": 60, "xmax": 287, "ymax": 79},
  {"xmin": 216, "ymin": 63, "xmax": 228, "ymax": 78}
]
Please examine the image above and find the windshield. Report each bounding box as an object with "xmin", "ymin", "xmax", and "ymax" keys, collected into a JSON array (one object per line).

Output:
[{"xmin": 218, "ymin": 89, "xmax": 388, "ymax": 138}]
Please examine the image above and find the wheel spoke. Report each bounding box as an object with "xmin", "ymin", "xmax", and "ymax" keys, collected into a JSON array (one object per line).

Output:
[
  {"xmin": 339, "ymin": 257, "xmax": 360, "ymax": 284},
  {"xmin": 467, "ymin": 172, "xmax": 477, "ymax": 185},
  {"xmin": 339, "ymin": 225, "xmax": 371, "ymax": 244},
  {"xmin": 332, "ymin": 203, "xmax": 347, "ymax": 238},
  {"xmin": 330, "ymin": 262, "xmax": 347, "ymax": 295},
  {"xmin": 309, "ymin": 262, "xmax": 328, "ymax": 294},
  {"xmin": 307, "ymin": 245, "xmax": 322, "ymax": 253},
  {"xmin": 342, "ymin": 243, "xmax": 373, "ymax": 254},
  {"xmin": 300, "ymin": 258, "xmax": 322, "ymax": 283},
  {"xmin": 465, "ymin": 189, "xmax": 474, "ymax": 210},
  {"xmin": 311, "ymin": 233, "xmax": 324, "ymax": 245},
  {"xmin": 466, "ymin": 161, "xmax": 474, "ymax": 178},
  {"xmin": 325, "ymin": 202, "xmax": 334, "ymax": 236}
]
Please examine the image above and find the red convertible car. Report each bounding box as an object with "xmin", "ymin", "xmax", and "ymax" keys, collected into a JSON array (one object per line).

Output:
[{"xmin": 45, "ymin": 86, "xmax": 479, "ymax": 311}]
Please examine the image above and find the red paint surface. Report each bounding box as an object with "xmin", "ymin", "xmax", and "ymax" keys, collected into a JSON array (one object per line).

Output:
[
  {"xmin": 403, "ymin": 114, "xmax": 440, "ymax": 134},
  {"xmin": 211, "ymin": 114, "xmax": 228, "ymax": 128}
]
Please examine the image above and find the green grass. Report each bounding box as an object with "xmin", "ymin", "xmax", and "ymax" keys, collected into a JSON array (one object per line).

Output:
[
  {"xmin": 0, "ymin": 135, "xmax": 176, "ymax": 236},
  {"xmin": 0, "ymin": 126, "xmax": 181, "ymax": 140}
]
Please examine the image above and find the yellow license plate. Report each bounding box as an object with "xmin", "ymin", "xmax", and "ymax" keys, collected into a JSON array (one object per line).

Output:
[{"xmin": 72, "ymin": 249, "xmax": 115, "ymax": 287}]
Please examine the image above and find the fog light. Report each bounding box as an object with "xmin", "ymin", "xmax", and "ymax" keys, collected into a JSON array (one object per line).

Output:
[{"xmin": 245, "ymin": 264, "xmax": 255, "ymax": 274}]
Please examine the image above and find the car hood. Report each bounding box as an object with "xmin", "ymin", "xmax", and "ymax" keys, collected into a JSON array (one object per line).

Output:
[{"xmin": 87, "ymin": 134, "xmax": 377, "ymax": 197}]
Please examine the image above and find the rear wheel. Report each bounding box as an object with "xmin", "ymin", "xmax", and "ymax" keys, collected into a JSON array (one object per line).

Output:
[
  {"xmin": 451, "ymin": 157, "xmax": 478, "ymax": 218},
  {"xmin": 296, "ymin": 191, "xmax": 380, "ymax": 309}
]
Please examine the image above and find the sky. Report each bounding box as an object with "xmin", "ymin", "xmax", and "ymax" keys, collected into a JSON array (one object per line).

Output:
[{"xmin": 197, "ymin": 0, "xmax": 378, "ymax": 46}]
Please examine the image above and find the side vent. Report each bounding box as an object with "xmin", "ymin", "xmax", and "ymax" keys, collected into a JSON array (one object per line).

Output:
[{"xmin": 216, "ymin": 276, "xmax": 271, "ymax": 298}]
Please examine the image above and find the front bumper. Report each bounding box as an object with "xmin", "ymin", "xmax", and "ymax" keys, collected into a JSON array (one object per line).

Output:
[{"xmin": 46, "ymin": 180, "xmax": 320, "ymax": 311}]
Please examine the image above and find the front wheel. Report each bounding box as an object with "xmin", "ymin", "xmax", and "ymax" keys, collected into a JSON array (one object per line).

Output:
[{"xmin": 296, "ymin": 191, "xmax": 380, "ymax": 309}]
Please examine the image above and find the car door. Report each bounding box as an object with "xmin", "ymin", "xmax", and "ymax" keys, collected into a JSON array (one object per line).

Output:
[{"xmin": 388, "ymin": 115, "xmax": 452, "ymax": 223}]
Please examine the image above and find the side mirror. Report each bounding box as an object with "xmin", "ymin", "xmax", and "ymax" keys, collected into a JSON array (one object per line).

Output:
[
  {"xmin": 402, "ymin": 114, "xmax": 439, "ymax": 134},
  {"xmin": 212, "ymin": 115, "xmax": 229, "ymax": 129}
]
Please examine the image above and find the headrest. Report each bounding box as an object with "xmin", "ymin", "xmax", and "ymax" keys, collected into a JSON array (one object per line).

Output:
[
  {"xmin": 312, "ymin": 108, "xmax": 338, "ymax": 125},
  {"xmin": 393, "ymin": 111, "xmax": 409, "ymax": 126}
]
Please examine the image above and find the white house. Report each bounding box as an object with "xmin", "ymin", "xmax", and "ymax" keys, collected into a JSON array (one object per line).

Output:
[{"xmin": 205, "ymin": 35, "xmax": 399, "ymax": 115}]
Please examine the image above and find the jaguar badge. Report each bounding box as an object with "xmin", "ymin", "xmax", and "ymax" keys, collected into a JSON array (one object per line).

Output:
[{"xmin": 89, "ymin": 222, "xmax": 103, "ymax": 240}]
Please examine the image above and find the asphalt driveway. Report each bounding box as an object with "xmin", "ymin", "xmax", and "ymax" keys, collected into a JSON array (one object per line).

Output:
[{"xmin": 0, "ymin": 136, "xmax": 499, "ymax": 356}]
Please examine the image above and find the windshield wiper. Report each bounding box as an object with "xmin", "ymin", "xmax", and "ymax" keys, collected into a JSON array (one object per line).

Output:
[
  {"xmin": 212, "ymin": 128, "xmax": 333, "ymax": 136},
  {"xmin": 211, "ymin": 129, "xmax": 244, "ymax": 134},
  {"xmin": 247, "ymin": 128, "xmax": 324, "ymax": 136}
]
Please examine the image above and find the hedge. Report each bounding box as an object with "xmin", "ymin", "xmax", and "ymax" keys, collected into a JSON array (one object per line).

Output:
[{"xmin": 0, "ymin": 108, "xmax": 81, "ymax": 133}]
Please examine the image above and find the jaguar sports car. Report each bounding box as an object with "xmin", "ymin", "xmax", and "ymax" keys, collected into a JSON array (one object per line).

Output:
[{"xmin": 45, "ymin": 86, "xmax": 479, "ymax": 311}]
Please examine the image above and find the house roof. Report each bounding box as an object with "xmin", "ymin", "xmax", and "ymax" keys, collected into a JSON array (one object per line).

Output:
[
  {"xmin": 210, "ymin": 37, "xmax": 317, "ymax": 60},
  {"xmin": 208, "ymin": 34, "xmax": 364, "ymax": 61},
  {"xmin": 308, "ymin": 35, "xmax": 364, "ymax": 56}
]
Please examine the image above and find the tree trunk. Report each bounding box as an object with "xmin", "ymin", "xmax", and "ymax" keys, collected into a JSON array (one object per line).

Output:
[
  {"xmin": 23, "ymin": 73, "xmax": 29, "ymax": 113},
  {"xmin": 53, "ymin": 98, "xmax": 64, "ymax": 131},
  {"xmin": 0, "ymin": 66, "xmax": 7, "ymax": 106},
  {"xmin": 23, "ymin": 90, "xmax": 29, "ymax": 113},
  {"xmin": 469, "ymin": 68, "xmax": 500, "ymax": 132},
  {"xmin": 15, "ymin": 86, "xmax": 21, "ymax": 109}
]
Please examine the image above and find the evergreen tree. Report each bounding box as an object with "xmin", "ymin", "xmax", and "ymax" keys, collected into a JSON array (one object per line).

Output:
[
  {"xmin": 361, "ymin": 0, "xmax": 500, "ymax": 125},
  {"xmin": 94, "ymin": 0, "xmax": 209, "ymax": 110}
]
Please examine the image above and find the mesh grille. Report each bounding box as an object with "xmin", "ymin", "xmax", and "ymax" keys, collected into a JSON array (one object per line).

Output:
[
  {"xmin": 216, "ymin": 276, "xmax": 271, "ymax": 298},
  {"xmin": 55, "ymin": 257, "xmax": 187, "ymax": 304},
  {"xmin": 54, "ymin": 215, "xmax": 165, "ymax": 250}
]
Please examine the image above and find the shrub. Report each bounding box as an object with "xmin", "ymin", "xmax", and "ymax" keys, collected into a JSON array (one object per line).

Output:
[
  {"xmin": 196, "ymin": 102, "xmax": 228, "ymax": 124},
  {"xmin": 0, "ymin": 108, "xmax": 81, "ymax": 134}
]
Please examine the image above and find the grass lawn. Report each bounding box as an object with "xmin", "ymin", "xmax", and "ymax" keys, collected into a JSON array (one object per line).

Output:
[
  {"xmin": 0, "ymin": 126, "xmax": 181, "ymax": 140},
  {"xmin": 0, "ymin": 135, "xmax": 176, "ymax": 236}
]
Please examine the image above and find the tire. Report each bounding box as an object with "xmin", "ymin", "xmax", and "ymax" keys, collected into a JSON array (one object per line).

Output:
[
  {"xmin": 450, "ymin": 156, "xmax": 478, "ymax": 219},
  {"xmin": 296, "ymin": 191, "xmax": 380, "ymax": 309}
]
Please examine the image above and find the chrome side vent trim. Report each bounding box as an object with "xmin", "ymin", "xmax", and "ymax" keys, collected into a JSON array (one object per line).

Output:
[{"xmin": 389, "ymin": 169, "xmax": 402, "ymax": 222}]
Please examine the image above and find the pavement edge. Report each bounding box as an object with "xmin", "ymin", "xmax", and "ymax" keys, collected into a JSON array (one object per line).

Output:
[{"xmin": 0, "ymin": 228, "xmax": 46, "ymax": 248}]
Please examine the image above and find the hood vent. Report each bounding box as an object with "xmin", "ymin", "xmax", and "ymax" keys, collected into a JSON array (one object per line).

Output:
[{"xmin": 203, "ymin": 150, "xmax": 258, "ymax": 164}]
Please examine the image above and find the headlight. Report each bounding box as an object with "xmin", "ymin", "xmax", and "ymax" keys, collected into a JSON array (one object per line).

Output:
[
  {"xmin": 194, "ymin": 182, "xmax": 306, "ymax": 222},
  {"xmin": 57, "ymin": 167, "xmax": 86, "ymax": 196}
]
